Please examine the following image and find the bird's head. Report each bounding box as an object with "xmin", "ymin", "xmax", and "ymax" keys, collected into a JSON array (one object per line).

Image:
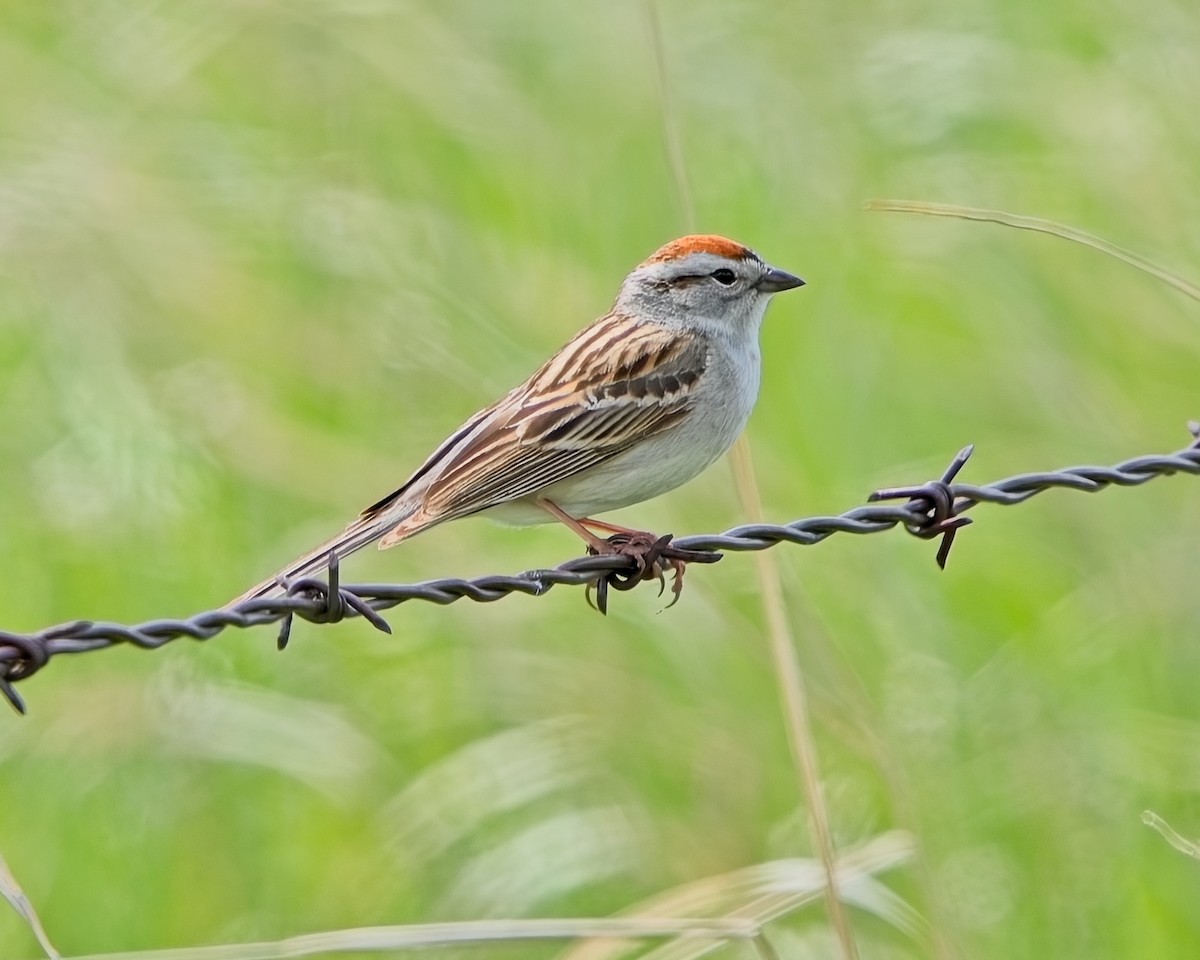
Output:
[{"xmin": 616, "ymin": 234, "xmax": 804, "ymax": 336}]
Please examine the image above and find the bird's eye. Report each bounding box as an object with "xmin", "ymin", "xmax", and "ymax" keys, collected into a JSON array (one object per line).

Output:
[{"xmin": 711, "ymin": 268, "xmax": 737, "ymax": 286}]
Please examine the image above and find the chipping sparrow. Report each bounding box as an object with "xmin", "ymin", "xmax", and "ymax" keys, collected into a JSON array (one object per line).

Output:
[{"xmin": 231, "ymin": 235, "xmax": 803, "ymax": 604}]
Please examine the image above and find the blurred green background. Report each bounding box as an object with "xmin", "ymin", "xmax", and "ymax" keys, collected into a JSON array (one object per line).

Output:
[{"xmin": 1, "ymin": 0, "xmax": 1198, "ymax": 957}]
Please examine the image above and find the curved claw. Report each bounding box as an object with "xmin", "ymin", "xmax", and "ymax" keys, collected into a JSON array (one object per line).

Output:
[{"xmin": 583, "ymin": 531, "xmax": 721, "ymax": 614}]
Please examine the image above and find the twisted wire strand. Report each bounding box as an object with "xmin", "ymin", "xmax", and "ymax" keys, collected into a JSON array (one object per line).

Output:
[{"xmin": 2, "ymin": 427, "xmax": 1197, "ymax": 714}]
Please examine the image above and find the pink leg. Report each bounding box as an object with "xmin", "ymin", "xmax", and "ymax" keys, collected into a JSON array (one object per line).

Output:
[
  {"xmin": 578, "ymin": 517, "xmax": 649, "ymax": 536},
  {"xmin": 534, "ymin": 498, "xmax": 613, "ymax": 552}
]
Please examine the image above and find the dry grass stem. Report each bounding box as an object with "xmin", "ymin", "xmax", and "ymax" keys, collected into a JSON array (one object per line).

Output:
[
  {"xmin": 1142, "ymin": 810, "xmax": 1200, "ymax": 860},
  {"xmin": 34, "ymin": 918, "xmax": 758, "ymax": 960},
  {"xmin": 728, "ymin": 438, "xmax": 860, "ymax": 960},
  {"xmin": 0, "ymin": 852, "xmax": 60, "ymax": 960},
  {"xmin": 559, "ymin": 831, "xmax": 913, "ymax": 960},
  {"xmin": 864, "ymin": 199, "xmax": 1200, "ymax": 303}
]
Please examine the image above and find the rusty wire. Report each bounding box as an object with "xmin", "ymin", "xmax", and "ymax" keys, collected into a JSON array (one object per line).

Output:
[{"xmin": 2, "ymin": 424, "xmax": 1197, "ymax": 715}]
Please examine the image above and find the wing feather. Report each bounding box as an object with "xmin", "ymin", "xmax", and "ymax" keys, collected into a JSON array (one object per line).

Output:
[{"xmin": 413, "ymin": 314, "xmax": 709, "ymax": 520}]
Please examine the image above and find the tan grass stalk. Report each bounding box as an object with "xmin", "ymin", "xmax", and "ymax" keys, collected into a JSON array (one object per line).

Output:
[
  {"xmin": 34, "ymin": 918, "xmax": 759, "ymax": 960},
  {"xmin": 643, "ymin": 3, "xmax": 860, "ymax": 957},
  {"xmin": 1142, "ymin": 810, "xmax": 1200, "ymax": 860},
  {"xmin": 728, "ymin": 440, "xmax": 859, "ymax": 960},
  {"xmin": 0, "ymin": 852, "xmax": 60, "ymax": 959},
  {"xmin": 865, "ymin": 199, "xmax": 1200, "ymax": 303}
]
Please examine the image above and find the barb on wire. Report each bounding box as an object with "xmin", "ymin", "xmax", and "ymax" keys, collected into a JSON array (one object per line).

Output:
[
  {"xmin": 1, "ymin": 425, "xmax": 1197, "ymax": 715},
  {"xmin": 869, "ymin": 443, "xmax": 976, "ymax": 569}
]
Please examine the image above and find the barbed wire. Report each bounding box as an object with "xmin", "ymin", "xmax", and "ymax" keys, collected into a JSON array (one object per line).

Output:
[{"xmin": 2, "ymin": 424, "xmax": 1197, "ymax": 715}]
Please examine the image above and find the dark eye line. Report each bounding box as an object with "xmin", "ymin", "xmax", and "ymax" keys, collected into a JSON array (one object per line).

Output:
[{"xmin": 669, "ymin": 270, "xmax": 738, "ymax": 287}]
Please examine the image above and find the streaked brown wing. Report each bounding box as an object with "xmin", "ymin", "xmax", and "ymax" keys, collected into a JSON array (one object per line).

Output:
[{"xmin": 409, "ymin": 314, "xmax": 709, "ymax": 519}]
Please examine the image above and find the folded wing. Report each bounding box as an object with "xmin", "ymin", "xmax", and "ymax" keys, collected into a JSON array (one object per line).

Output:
[{"xmin": 401, "ymin": 315, "xmax": 709, "ymax": 522}]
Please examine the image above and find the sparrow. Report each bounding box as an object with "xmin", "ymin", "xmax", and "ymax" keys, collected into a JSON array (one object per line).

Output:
[{"xmin": 230, "ymin": 235, "xmax": 804, "ymax": 605}]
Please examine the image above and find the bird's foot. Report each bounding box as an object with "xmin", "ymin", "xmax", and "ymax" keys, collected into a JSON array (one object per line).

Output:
[{"xmin": 584, "ymin": 531, "xmax": 718, "ymax": 614}]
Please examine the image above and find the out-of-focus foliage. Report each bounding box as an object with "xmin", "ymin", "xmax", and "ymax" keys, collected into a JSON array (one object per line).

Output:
[{"xmin": 1, "ymin": 1, "xmax": 1198, "ymax": 957}]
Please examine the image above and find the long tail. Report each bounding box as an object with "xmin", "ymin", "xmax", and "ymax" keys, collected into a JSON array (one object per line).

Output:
[{"xmin": 226, "ymin": 501, "xmax": 426, "ymax": 608}]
